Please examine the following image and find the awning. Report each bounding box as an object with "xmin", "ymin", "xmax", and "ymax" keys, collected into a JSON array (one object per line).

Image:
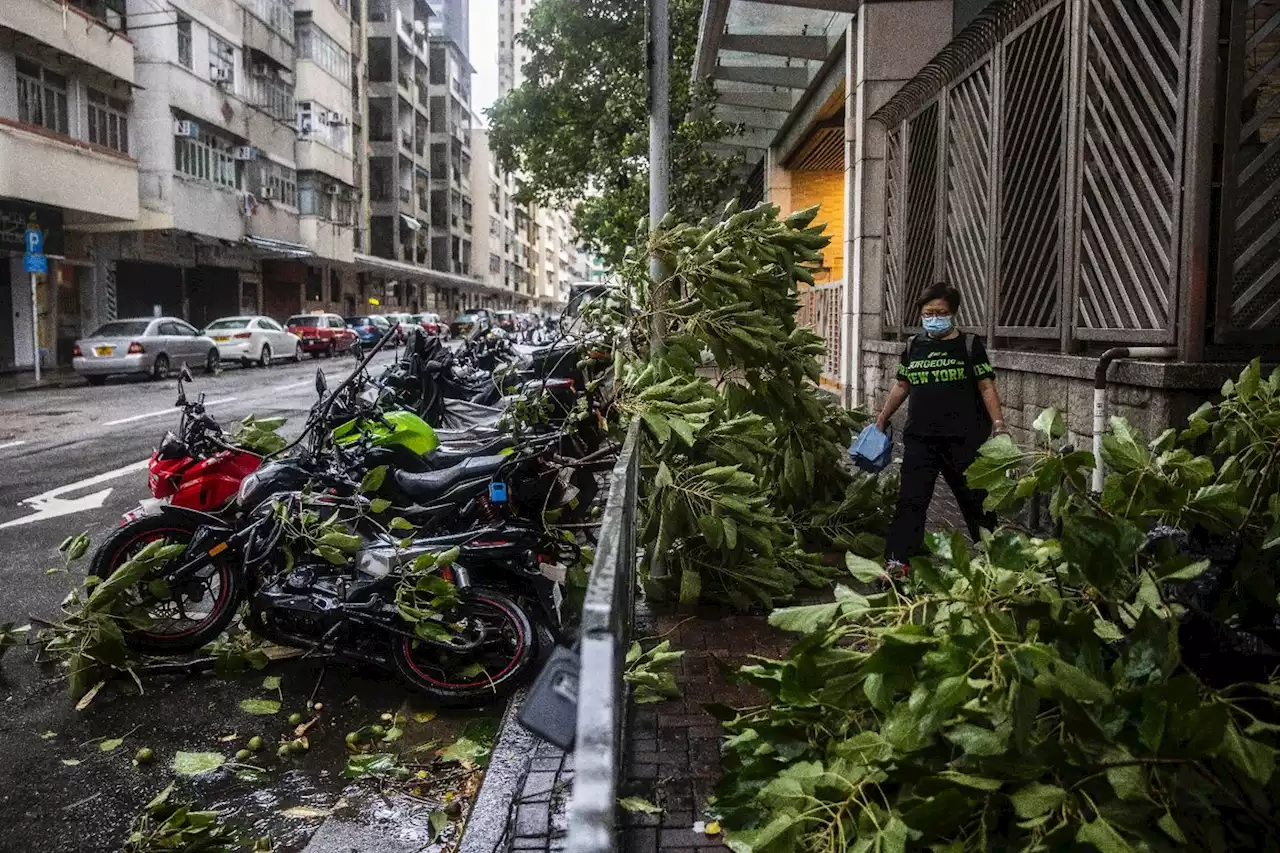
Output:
[
  {"xmin": 353, "ymin": 253, "xmax": 516, "ymax": 298},
  {"xmin": 400, "ymin": 214, "xmax": 422, "ymax": 231},
  {"xmin": 242, "ymin": 235, "xmax": 314, "ymax": 259}
]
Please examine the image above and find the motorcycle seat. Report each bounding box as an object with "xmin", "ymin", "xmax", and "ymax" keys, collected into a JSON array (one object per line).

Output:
[
  {"xmin": 428, "ymin": 435, "xmax": 514, "ymax": 465},
  {"xmin": 392, "ymin": 455, "xmax": 508, "ymax": 500}
]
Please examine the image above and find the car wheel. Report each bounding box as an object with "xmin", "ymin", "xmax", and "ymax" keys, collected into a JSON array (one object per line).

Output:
[
  {"xmin": 150, "ymin": 354, "xmax": 170, "ymax": 381},
  {"xmin": 258, "ymin": 344, "xmax": 272, "ymax": 368},
  {"xmin": 293, "ymin": 342, "xmax": 303, "ymax": 362},
  {"xmin": 309, "ymin": 349, "xmax": 321, "ymax": 360},
  {"xmin": 325, "ymin": 342, "xmax": 335, "ymax": 358},
  {"xmin": 205, "ymin": 350, "xmax": 221, "ymax": 375},
  {"xmin": 86, "ymin": 375, "xmax": 107, "ymax": 387}
]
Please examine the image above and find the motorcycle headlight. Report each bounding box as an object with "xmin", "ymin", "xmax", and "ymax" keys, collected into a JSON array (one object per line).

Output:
[{"xmin": 237, "ymin": 472, "xmax": 261, "ymax": 506}]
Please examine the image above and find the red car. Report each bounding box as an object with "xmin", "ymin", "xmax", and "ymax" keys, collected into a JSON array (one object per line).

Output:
[
  {"xmin": 412, "ymin": 312, "xmax": 448, "ymax": 338},
  {"xmin": 286, "ymin": 313, "xmax": 358, "ymax": 358}
]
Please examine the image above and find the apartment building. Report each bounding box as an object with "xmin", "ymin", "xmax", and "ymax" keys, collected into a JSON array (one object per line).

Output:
[
  {"xmin": 469, "ymin": 126, "xmax": 534, "ymax": 310},
  {"xmin": 0, "ymin": 0, "xmax": 139, "ymax": 369}
]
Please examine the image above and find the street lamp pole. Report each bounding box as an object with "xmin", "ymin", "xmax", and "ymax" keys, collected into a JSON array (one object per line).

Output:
[{"xmin": 648, "ymin": 0, "xmax": 670, "ymax": 357}]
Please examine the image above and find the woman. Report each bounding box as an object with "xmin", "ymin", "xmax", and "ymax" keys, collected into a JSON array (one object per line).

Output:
[{"xmin": 874, "ymin": 282, "xmax": 1009, "ymax": 576}]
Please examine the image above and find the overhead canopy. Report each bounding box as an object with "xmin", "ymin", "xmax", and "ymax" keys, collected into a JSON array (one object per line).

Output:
[
  {"xmin": 400, "ymin": 214, "xmax": 423, "ymax": 231},
  {"xmin": 694, "ymin": 0, "xmax": 855, "ymax": 163},
  {"xmin": 241, "ymin": 235, "xmax": 313, "ymax": 258}
]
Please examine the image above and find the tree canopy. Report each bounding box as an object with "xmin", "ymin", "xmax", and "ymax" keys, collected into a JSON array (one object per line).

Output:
[{"xmin": 487, "ymin": 0, "xmax": 744, "ymax": 267}]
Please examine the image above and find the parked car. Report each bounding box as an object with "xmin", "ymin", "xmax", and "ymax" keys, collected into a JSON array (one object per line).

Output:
[
  {"xmin": 450, "ymin": 310, "xmax": 492, "ymax": 340},
  {"xmin": 494, "ymin": 310, "xmax": 517, "ymax": 333},
  {"xmin": 286, "ymin": 313, "xmax": 359, "ymax": 358},
  {"xmin": 383, "ymin": 312, "xmax": 415, "ymax": 342},
  {"xmin": 412, "ymin": 312, "xmax": 447, "ymax": 337},
  {"xmin": 345, "ymin": 314, "xmax": 393, "ymax": 346},
  {"xmin": 204, "ymin": 315, "xmax": 302, "ymax": 367},
  {"xmin": 73, "ymin": 317, "xmax": 220, "ymax": 385}
]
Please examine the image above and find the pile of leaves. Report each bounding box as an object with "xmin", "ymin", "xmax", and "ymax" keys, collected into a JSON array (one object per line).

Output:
[
  {"xmin": 712, "ymin": 362, "xmax": 1280, "ymax": 853},
  {"xmin": 122, "ymin": 783, "xmax": 241, "ymax": 853},
  {"xmin": 228, "ymin": 415, "xmax": 288, "ymax": 456},
  {"xmin": 612, "ymin": 201, "xmax": 896, "ymax": 607}
]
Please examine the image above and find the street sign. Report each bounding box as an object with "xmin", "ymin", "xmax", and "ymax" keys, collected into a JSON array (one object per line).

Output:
[
  {"xmin": 23, "ymin": 253, "xmax": 47, "ymax": 274},
  {"xmin": 24, "ymin": 227, "xmax": 43, "ymax": 255}
]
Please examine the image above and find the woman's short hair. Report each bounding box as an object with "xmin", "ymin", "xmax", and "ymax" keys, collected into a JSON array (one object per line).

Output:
[{"xmin": 917, "ymin": 282, "xmax": 961, "ymax": 313}]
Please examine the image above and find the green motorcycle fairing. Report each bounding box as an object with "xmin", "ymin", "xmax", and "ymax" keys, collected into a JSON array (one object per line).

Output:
[{"xmin": 332, "ymin": 409, "xmax": 440, "ymax": 456}]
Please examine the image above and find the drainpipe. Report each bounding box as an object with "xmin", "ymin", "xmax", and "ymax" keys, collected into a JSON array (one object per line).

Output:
[{"xmin": 1092, "ymin": 347, "xmax": 1178, "ymax": 493}]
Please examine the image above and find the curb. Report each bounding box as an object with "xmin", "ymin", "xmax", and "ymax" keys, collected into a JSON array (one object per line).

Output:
[{"xmin": 457, "ymin": 687, "xmax": 538, "ymax": 853}]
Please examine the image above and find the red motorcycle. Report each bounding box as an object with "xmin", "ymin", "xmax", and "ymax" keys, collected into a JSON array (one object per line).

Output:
[{"xmin": 119, "ymin": 367, "xmax": 263, "ymax": 525}]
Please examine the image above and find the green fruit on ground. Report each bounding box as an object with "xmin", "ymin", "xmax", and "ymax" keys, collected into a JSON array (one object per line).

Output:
[
  {"xmin": 276, "ymin": 745, "xmax": 291, "ymax": 757},
  {"xmin": 345, "ymin": 732, "xmax": 360, "ymax": 745},
  {"xmin": 247, "ymin": 736, "xmax": 264, "ymax": 751},
  {"xmin": 380, "ymin": 713, "xmax": 394, "ymax": 722},
  {"xmin": 235, "ymin": 749, "xmax": 253, "ymax": 761},
  {"xmin": 134, "ymin": 747, "xmax": 154, "ymax": 764},
  {"xmin": 288, "ymin": 713, "xmax": 303, "ymax": 725},
  {"xmin": 370, "ymin": 725, "xmax": 386, "ymax": 737}
]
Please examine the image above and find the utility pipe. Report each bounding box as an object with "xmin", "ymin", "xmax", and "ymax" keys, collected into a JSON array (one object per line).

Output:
[{"xmin": 1092, "ymin": 347, "xmax": 1178, "ymax": 493}]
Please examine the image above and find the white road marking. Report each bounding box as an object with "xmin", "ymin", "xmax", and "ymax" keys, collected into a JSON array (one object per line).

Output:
[
  {"xmin": 101, "ymin": 396, "xmax": 238, "ymax": 427},
  {"xmin": 274, "ymin": 379, "xmax": 311, "ymax": 390},
  {"xmin": 0, "ymin": 440, "xmax": 26, "ymax": 450},
  {"xmin": 0, "ymin": 457, "xmax": 150, "ymax": 529}
]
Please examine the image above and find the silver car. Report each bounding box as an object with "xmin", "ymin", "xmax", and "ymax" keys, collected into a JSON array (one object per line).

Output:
[{"xmin": 73, "ymin": 317, "xmax": 221, "ymax": 385}]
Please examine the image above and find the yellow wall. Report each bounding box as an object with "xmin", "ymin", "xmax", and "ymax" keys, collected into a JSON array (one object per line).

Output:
[{"xmin": 789, "ymin": 170, "xmax": 845, "ymax": 284}]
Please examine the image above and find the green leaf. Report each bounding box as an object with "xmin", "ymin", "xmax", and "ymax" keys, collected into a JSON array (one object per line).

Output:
[
  {"xmin": 768, "ymin": 601, "xmax": 840, "ymax": 634},
  {"xmin": 642, "ymin": 411, "xmax": 672, "ymax": 444},
  {"xmin": 360, "ymin": 465, "xmax": 388, "ymax": 494},
  {"xmin": 1053, "ymin": 660, "xmax": 1113, "ymax": 703},
  {"xmin": 342, "ymin": 752, "xmax": 401, "ymax": 779},
  {"xmin": 1223, "ymin": 725, "xmax": 1276, "ymax": 784},
  {"xmin": 697, "ymin": 514, "xmax": 724, "ymax": 550},
  {"xmin": 429, "ymin": 809, "xmax": 450, "ymax": 841},
  {"xmin": 262, "ymin": 676, "xmax": 281, "ymax": 691},
  {"xmin": 669, "ymin": 417, "xmax": 696, "ymax": 446},
  {"xmin": 1031, "ymin": 407, "xmax": 1066, "ymax": 443},
  {"xmin": 845, "ymin": 553, "xmax": 884, "ymax": 584},
  {"xmin": 1157, "ymin": 812, "xmax": 1186, "ymax": 844},
  {"xmin": 1105, "ymin": 757, "xmax": 1146, "ymax": 801},
  {"xmin": 389, "ymin": 517, "xmax": 416, "ymax": 531},
  {"xmin": 99, "ymin": 737, "xmax": 124, "ymax": 752},
  {"xmin": 945, "ymin": 723, "xmax": 1007, "ymax": 756},
  {"xmin": 1076, "ymin": 818, "xmax": 1133, "ymax": 853},
  {"xmin": 618, "ymin": 796, "xmax": 663, "ymax": 815},
  {"xmin": 938, "ymin": 771, "xmax": 1002, "ymax": 791},
  {"xmin": 239, "ymin": 698, "xmax": 281, "ymax": 716},
  {"xmin": 172, "ymin": 751, "xmax": 225, "ymax": 776},
  {"xmin": 1010, "ymin": 783, "xmax": 1066, "ymax": 818},
  {"xmin": 369, "ymin": 498, "xmax": 392, "ymax": 513},
  {"xmin": 678, "ymin": 567, "xmax": 702, "ymax": 606},
  {"xmin": 1159, "ymin": 559, "xmax": 1211, "ymax": 582}
]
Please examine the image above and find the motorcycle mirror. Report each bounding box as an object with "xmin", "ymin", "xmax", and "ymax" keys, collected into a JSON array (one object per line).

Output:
[
  {"xmin": 315, "ymin": 368, "xmax": 328, "ymax": 397},
  {"xmin": 180, "ymin": 364, "xmax": 194, "ymax": 384}
]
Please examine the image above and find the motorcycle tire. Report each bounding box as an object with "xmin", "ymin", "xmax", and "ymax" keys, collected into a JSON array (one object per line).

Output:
[
  {"xmin": 87, "ymin": 516, "xmax": 241, "ymax": 655},
  {"xmin": 392, "ymin": 587, "xmax": 537, "ymax": 707}
]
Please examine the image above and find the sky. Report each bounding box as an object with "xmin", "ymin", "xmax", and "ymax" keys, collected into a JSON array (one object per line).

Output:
[{"xmin": 469, "ymin": 0, "xmax": 501, "ymax": 123}]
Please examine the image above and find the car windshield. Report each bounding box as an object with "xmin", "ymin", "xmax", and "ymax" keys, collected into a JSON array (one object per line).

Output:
[
  {"xmin": 455, "ymin": 314, "xmax": 481, "ymax": 323},
  {"xmin": 206, "ymin": 318, "xmax": 251, "ymax": 331},
  {"xmin": 344, "ymin": 317, "xmax": 371, "ymax": 325},
  {"xmin": 287, "ymin": 315, "xmax": 322, "ymax": 326},
  {"xmin": 90, "ymin": 320, "xmax": 151, "ymax": 338}
]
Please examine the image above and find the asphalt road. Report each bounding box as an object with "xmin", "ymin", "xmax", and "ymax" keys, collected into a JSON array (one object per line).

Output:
[{"xmin": 0, "ymin": 353, "xmax": 499, "ymax": 853}]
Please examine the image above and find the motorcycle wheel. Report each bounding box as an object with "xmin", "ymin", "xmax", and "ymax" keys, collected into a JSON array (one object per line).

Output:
[
  {"xmin": 87, "ymin": 516, "xmax": 240, "ymax": 655},
  {"xmin": 392, "ymin": 587, "xmax": 537, "ymax": 707}
]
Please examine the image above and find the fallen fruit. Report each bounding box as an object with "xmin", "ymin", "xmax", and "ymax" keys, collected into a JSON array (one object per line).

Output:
[
  {"xmin": 276, "ymin": 745, "xmax": 291, "ymax": 758},
  {"xmin": 134, "ymin": 747, "xmax": 154, "ymax": 764},
  {"xmin": 288, "ymin": 712, "xmax": 304, "ymax": 725},
  {"xmin": 313, "ymin": 702, "xmax": 324, "ymax": 712},
  {"xmin": 370, "ymin": 724, "xmax": 386, "ymax": 737},
  {"xmin": 380, "ymin": 712, "xmax": 394, "ymax": 722},
  {"xmin": 345, "ymin": 732, "xmax": 361, "ymax": 746},
  {"xmin": 235, "ymin": 749, "xmax": 253, "ymax": 762},
  {"xmin": 247, "ymin": 736, "xmax": 264, "ymax": 752},
  {"xmin": 289, "ymin": 738, "xmax": 309, "ymax": 753}
]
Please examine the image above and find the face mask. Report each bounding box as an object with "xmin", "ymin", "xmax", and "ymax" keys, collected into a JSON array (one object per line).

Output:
[{"xmin": 922, "ymin": 315, "xmax": 953, "ymax": 336}]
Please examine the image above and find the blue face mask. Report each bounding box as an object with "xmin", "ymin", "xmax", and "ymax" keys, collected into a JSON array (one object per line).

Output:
[{"xmin": 922, "ymin": 315, "xmax": 954, "ymax": 336}]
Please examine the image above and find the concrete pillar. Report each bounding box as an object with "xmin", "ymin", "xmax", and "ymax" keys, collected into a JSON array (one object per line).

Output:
[{"xmin": 846, "ymin": 0, "xmax": 952, "ymax": 409}]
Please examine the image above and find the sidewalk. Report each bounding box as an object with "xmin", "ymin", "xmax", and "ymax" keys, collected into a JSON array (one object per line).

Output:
[{"xmin": 0, "ymin": 367, "xmax": 83, "ymax": 394}]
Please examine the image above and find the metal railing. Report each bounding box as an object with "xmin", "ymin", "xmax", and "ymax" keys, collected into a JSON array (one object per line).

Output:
[{"xmin": 565, "ymin": 420, "xmax": 641, "ymax": 853}]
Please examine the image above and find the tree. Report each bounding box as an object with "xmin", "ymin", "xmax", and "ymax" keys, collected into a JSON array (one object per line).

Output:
[{"xmin": 487, "ymin": 0, "xmax": 744, "ymax": 267}]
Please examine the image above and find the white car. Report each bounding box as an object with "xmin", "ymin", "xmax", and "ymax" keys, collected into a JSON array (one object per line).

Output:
[{"xmin": 204, "ymin": 316, "xmax": 302, "ymax": 367}]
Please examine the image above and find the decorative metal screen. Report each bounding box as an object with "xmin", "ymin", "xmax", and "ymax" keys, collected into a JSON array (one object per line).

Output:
[
  {"xmin": 904, "ymin": 103, "xmax": 940, "ymax": 317},
  {"xmin": 943, "ymin": 62, "xmax": 993, "ymax": 329},
  {"xmin": 1218, "ymin": 0, "xmax": 1280, "ymax": 342},
  {"xmin": 884, "ymin": 127, "xmax": 904, "ymax": 330},
  {"xmin": 998, "ymin": 3, "xmax": 1066, "ymax": 334},
  {"xmin": 797, "ymin": 283, "xmax": 843, "ymax": 381},
  {"xmin": 1074, "ymin": 0, "xmax": 1188, "ymax": 339}
]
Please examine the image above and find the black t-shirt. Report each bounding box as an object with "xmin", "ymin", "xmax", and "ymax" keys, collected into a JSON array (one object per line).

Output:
[{"xmin": 897, "ymin": 333, "xmax": 995, "ymax": 439}]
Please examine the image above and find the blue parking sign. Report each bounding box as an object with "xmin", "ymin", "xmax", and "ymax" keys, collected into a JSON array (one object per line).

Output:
[
  {"xmin": 24, "ymin": 227, "xmax": 43, "ymax": 256},
  {"xmin": 24, "ymin": 253, "xmax": 47, "ymax": 274}
]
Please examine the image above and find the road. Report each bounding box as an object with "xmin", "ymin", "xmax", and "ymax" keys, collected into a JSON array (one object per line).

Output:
[{"xmin": 0, "ymin": 355, "xmax": 499, "ymax": 853}]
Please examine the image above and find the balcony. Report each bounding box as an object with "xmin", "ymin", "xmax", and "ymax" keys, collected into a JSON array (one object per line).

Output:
[
  {"xmin": 0, "ymin": 118, "xmax": 137, "ymax": 222},
  {"xmin": 246, "ymin": 74, "xmax": 296, "ymax": 124},
  {"xmin": 1, "ymin": 0, "xmax": 135, "ymax": 83}
]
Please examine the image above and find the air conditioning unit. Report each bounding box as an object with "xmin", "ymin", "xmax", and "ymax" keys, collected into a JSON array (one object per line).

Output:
[
  {"xmin": 173, "ymin": 119, "xmax": 200, "ymax": 138},
  {"xmin": 210, "ymin": 67, "xmax": 233, "ymax": 85},
  {"xmin": 327, "ymin": 184, "xmax": 342, "ymax": 196},
  {"xmin": 233, "ymin": 146, "xmax": 258, "ymax": 161},
  {"xmin": 325, "ymin": 111, "xmax": 344, "ymax": 126},
  {"xmin": 261, "ymin": 186, "xmax": 278, "ymax": 200}
]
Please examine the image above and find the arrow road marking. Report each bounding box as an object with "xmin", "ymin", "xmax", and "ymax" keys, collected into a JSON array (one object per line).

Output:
[
  {"xmin": 101, "ymin": 397, "xmax": 238, "ymax": 427},
  {"xmin": 0, "ymin": 458, "xmax": 150, "ymax": 530}
]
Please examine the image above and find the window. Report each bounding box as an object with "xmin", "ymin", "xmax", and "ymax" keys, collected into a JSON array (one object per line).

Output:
[
  {"xmin": 209, "ymin": 34, "xmax": 235, "ymax": 85},
  {"xmin": 298, "ymin": 171, "xmax": 352, "ymax": 222},
  {"xmin": 489, "ymin": 253, "xmax": 501, "ymax": 275},
  {"xmin": 261, "ymin": 161, "xmax": 297, "ymax": 206},
  {"xmin": 16, "ymin": 59, "xmax": 69, "ymax": 135},
  {"xmin": 248, "ymin": 64, "xmax": 295, "ymax": 123},
  {"xmin": 87, "ymin": 89, "xmax": 129, "ymax": 153},
  {"xmin": 296, "ymin": 21, "xmax": 351, "ymax": 82},
  {"xmin": 244, "ymin": 0, "xmax": 294, "ymax": 36},
  {"xmin": 176, "ymin": 16, "xmax": 192, "ymax": 68},
  {"xmin": 175, "ymin": 129, "xmax": 238, "ymax": 188},
  {"xmin": 259, "ymin": 318, "xmax": 284, "ymax": 332}
]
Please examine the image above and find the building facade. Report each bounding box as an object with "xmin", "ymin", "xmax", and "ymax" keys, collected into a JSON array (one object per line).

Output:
[{"xmin": 695, "ymin": 0, "xmax": 1280, "ymax": 447}]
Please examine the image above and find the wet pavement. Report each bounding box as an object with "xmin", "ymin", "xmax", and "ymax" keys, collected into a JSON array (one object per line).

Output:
[{"xmin": 0, "ymin": 351, "xmax": 504, "ymax": 852}]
